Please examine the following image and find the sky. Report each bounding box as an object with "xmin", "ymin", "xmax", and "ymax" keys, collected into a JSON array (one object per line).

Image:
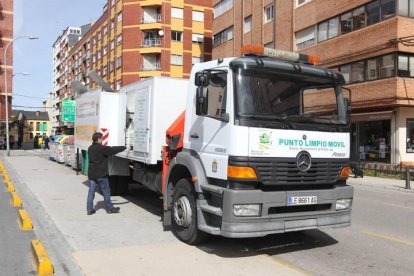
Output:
[{"xmin": 13, "ymin": 0, "xmax": 107, "ymax": 110}]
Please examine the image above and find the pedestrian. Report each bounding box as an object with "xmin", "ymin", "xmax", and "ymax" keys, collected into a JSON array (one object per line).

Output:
[
  {"xmin": 44, "ymin": 135, "xmax": 50, "ymax": 150},
  {"xmin": 86, "ymin": 132, "xmax": 126, "ymax": 215},
  {"xmin": 17, "ymin": 136, "xmax": 22, "ymax": 149},
  {"xmin": 9, "ymin": 134, "xmax": 15, "ymax": 149},
  {"xmin": 33, "ymin": 134, "xmax": 39, "ymax": 149}
]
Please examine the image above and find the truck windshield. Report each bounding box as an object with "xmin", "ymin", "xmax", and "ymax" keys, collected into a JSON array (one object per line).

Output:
[{"xmin": 234, "ymin": 68, "xmax": 347, "ymax": 126}]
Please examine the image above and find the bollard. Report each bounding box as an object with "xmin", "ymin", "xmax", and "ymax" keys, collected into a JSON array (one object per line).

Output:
[{"xmin": 406, "ymin": 167, "xmax": 411, "ymax": 190}]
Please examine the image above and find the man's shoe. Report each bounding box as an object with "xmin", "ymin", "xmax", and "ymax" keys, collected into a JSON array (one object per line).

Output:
[
  {"xmin": 106, "ymin": 207, "xmax": 120, "ymax": 214},
  {"xmin": 87, "ymin": 209, "xmax": 96, "ymax": 215}
]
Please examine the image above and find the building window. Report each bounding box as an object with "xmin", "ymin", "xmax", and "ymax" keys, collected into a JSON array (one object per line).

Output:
[
  {"xmin": 381, "ymin": 0, "xmax": 396, "ymax": 19},
  {"xmin": 171, "ymin": 31, "xmax": 183, "ymax": 42},
  {"xmin": 352, "ymin": 6, "xmax": 366, "ymax": 30},
  {"xmin": 264, "ymin": 41, "xmax": 274, "ymax": 48},
  {"xmin": 407, "ymin": 119, "xmax": 414, "ymax": 152},
  {"xmin": 296, "ymin": 0, "xmax": 312, "ymax": 7},
  {"xmin": 117, "ymin": 12, "xmax": 123, "ymax": 23},
  {"xmin": 214, "ymin": 0, "xmax": 234, "ymax": 18},
  {"xmin": 192, "ymin": 11, "xmax": 204, "ymax": 22},
  {"xmin": 244, "ymin": 16, "xmax": 252, "ymax": 33},
  {"xmin": 398, "ymin": 0, "xmax": 414, "ymax": 17},
  {"xmin": 109, "ymin": 61, "xmax": 114, "ymax": 72},
  {"xmin": 366, "ymin": 0, "xmax": 381, "ymax": 25},
  {"xmin": 366, "ymin": 57, "xmax": 378, "ymax": 80},
  {"xmin": 30, "ymin": 122, "xmax": 34, "ymax": 131},
  {"xmin": 116, "ymin": 56, "xmax": 122, "ymax": 68},
  {"xmin": 378, "ymin": 54, "xmax": 395, "ymax": 78},
  {"xmin": 172, "ymin": 8, "xmax": 184, "ymax": 19},
  {"xmin": 110, "ymin": 40, "xmax": 115, "ymax": 50},
  {"xmin": 36, "ymin": 122, "xmax": 40, "ymax": 131},
  {"xmin": 171, "ymin": 54, "xmax": 183, "ymax": 65},
  {"xmin": 117, "ymin": 34, "xmax": 122, "ymax": 45},
  {"xmin": 264, "ymin": 4, "xmax": 274, "ymax": 22},
  {"xmin": 317, "ymin": 21, "xmax": 328, "ymax": 42},
  {"xmin": 116, "ymin": 80, "xmax": 122, "ymax": 91},
  {"xmin": 213, "ymin": 26, "xmax": 233, "ymax": 48},
  {"xmin": 98, "ymin": 31, "xmax": 102, "ymax": 40},
  {"xmin": 295, "ymin": 26, "xmax": 316, "ymax": 49},
  {"xmin": 192, "ymin": 56, "xmax": 203, "ymax": 65},
  {"xmin": 192, "ymin": 33, "xmax": 204, "ymax": 44},
  {"xmin": 103, "ymin": 25, "xmax": 108, "ymax": 35},
  {"xmin": 103, "ymin": 66, "xmax": 107, "ymax": 76},
  {"xmin": 398, "ymin": 55, "xmax": 414, "ymax": 77},
  {"xmin": 103, "ymin": 46, "xmax": 107, "ymax": 56},
  {"xmin": 340, "ymin": 12, "xmax": 353, "ymax": 34}
]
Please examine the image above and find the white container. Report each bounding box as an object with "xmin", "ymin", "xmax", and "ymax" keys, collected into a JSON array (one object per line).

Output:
[
  {"xmin": 117, "ymin": 77, "xmax": 188, "ymax": 165},
  {"xmin": 75, "ymin": 89, "xmax": 124, "ymax": 151}
]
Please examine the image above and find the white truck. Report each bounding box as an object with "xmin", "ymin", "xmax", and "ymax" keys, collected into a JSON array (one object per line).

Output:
[{"xmin": 75, "ymin": 46, "xmax": 353, "ymax": 244}]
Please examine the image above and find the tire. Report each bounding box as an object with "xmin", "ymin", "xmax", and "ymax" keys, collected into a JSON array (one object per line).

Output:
[
  {"xmin": 108, "ymin": 175, "xmax": 119, "ymax": 196},
  {"xmin": 171, "ymin": 178, "xmax": 208, "ymax": 245}
]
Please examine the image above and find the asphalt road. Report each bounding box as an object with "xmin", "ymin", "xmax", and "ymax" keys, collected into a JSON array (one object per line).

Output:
[
  {"xmin": 241, "ymin": 185, "xmax": 414, "ymax": 275},
  {"xmin": 2, "ymin": 150, "xmax": 414, "ymax": 275},
  {"xmin": 0, "ymin": 181, "xmax": 36, "ymax": 275}
]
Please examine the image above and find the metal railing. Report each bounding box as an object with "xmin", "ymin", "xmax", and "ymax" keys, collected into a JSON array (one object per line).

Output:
[
  {"xmin": 140, "ymin": 63, "xmax": 161, "ymax": 71},
  {"xmin": 140, "ymin": 14, "xmax": 162, "ymax": 23},
  {"xmin": 141, "ymin": 38, "xmax": 162, "ymax": 47},
  {"xmin": 356, "ymin": 162, "xmax": 412, "ymax": 189}
]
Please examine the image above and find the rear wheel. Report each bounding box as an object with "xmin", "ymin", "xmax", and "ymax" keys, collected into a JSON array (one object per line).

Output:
[{"xmin": 171, "ymin": 178, "xmax": 208, "ymax": 244}]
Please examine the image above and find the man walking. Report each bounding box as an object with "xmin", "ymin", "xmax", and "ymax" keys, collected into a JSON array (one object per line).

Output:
[{"xmin": 87, "ymin": 132, "xmax": 126, "ymax": 215}]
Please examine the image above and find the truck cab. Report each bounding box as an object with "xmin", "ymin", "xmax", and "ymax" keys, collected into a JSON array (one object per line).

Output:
[{"xmin": 163, "ymin": 46, "xmax": 353, "ymax": 244}]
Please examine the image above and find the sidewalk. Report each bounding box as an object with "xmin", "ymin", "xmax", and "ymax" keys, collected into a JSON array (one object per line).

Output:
[
  {"xmin": 1, "ymin": 150, "xmax": 303, "ymax": 276},
  {"xmin": 348, "ymin": 175, "xmax": 414, "ymax": 193}
]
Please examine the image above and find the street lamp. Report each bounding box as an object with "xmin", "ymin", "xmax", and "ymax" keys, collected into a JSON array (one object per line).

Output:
[{"xmin": 3, "ymin": 36, "xmax": 38, "ymax": 156}]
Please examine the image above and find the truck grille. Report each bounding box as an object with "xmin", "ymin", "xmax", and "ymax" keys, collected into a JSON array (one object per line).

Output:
[{"xmin": 229, "ymin": 157, "xmax": 348, "ymax": 187}]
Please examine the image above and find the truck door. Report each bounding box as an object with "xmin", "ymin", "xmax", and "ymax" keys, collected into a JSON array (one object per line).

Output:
[{"xmin": 188, "ymin": 70, "xmax": 230, "ymax": 180}]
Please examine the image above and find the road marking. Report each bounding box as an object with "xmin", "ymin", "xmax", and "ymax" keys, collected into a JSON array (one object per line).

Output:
[
  {"xmin": 262, "ymin": 254, "xmax": 310, "ymax": 275},
  {"xmin": 362, "ymin": 230, "xmax": 414, "ymax": 247},
  {"xmin": 382, "ymin": 203, "xmax": 413, "ymax": 209}
]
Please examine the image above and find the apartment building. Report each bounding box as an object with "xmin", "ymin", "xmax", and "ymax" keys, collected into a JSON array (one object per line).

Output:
[
  {"xmin": 53, "ymin": 0, "xmax": 212, "ymax": 133},
  {"xmin": 52, "ymin": 25, "xmax": 91, "ymax": 132},
  {"xmin": 212, "ymin": 0, "xmax": 414, "ymax": 165},
  {"xmin": 0, "ymin": 0, "xmax": 13, "ymax": 124}
]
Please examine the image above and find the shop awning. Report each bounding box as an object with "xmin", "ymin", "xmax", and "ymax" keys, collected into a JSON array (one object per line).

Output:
[{"xmin": 351, "ymin": 111, "xmax": 393, "ymax": 122}]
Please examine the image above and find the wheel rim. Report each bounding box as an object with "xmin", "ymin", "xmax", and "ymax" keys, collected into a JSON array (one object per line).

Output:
[{"xmin": 173, "ymin": 195, "xmax": 192, "ymax": 228}]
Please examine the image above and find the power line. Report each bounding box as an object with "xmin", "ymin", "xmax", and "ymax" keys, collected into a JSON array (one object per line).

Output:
[
  {"xmin": 13, "ymin": 93, "xmax": 46, "ymax": 99},
  {"xmin": 12, "ymin": 105, "xmax": 55, "ymax": 109}
]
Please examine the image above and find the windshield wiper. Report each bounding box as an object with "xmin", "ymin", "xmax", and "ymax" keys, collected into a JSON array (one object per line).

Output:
[
  {"xmin": 285, "ymin": 116, "xmax": 341, "ymax": 131},
  {"xmin": 238, "ymin": 113, "xmax": 295, "ymax": 129}
]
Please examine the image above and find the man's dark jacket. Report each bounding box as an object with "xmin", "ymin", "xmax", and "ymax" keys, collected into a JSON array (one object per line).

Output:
[{"xmin": 88, "ymin": 142, "xmax": 126, "ymax": 179}]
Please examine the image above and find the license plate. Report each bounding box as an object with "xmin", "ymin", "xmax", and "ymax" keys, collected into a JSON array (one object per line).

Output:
[{"xmin": 288, "ymin": 196, "xmax": 317, "ymax": 206}]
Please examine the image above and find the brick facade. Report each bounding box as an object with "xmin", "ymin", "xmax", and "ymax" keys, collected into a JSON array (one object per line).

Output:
[{"xmin": 0, "ymin": 0, "xmax": 14, "ymax": 121}]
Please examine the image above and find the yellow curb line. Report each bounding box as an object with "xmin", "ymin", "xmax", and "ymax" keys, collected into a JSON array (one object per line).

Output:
[
  {"xmin": 362, "ymin": 230, "xmax": 414, "ymax": 247},
  {"xmin": 31, "ymin": 240, "xmax": 54, "ymax": 276},
  {"xmin": 11, "ymin": 191, "xmax": 22, "ymax": 207},
  {"xmin": 262, "ymin": 254, "xmax": 310, "ymax": 275},
  {"xmin": 6, "ymin": 181, "xmax": 15, "ymax": 192},
  {"xmin": 18, "ymin": 209, "xmax": 33, "ymax": 231}
]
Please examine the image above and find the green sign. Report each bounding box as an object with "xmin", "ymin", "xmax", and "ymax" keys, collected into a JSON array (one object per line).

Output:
[
  {"xmin": 40, "ymin": 123, "xmax": 47, "ymax": 132},
  {"xmin": 62, "ymin": 99, "xmax": 76, "ymax": 123}
]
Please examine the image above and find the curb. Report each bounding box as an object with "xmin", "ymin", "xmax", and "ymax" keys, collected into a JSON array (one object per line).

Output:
[
  {"xmin": 31, "ymin": 240, "xmax": 54, "ymax": 276},
  {"xmin": 18, "ymin": 209, "xmax": 33, "ymax": 230},
  {"xmin": 6, "ymin": 180, "xmax": 15, "ymax": 192},
  {"xmin": 11, "ymin": 191, "xmax": 23, "ymax": 207}
]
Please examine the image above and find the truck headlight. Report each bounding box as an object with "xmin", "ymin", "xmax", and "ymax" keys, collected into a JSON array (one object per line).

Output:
[
  {"xmin": 336, "ymin": 199, "xmax": 352, "ymax": 210},
  {"xmin": 233, "ymin": 204, "xmax": 261, "ymax": 217}
]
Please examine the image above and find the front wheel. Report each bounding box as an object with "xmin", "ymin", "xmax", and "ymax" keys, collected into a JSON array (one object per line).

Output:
[{"xmin": 171, "ymin": 178, "xmax": 208, "ymax": 245}]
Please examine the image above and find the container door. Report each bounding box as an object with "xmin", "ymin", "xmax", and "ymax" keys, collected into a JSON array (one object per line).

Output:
[{"xmin": 134, "ymin": 87, "xmax": 151, "ymax": 154}]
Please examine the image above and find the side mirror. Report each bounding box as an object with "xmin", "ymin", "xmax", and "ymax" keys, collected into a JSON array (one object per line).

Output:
[{"xmin": 195, "ymin": 72, "xmax": 210, "ymax": 86}]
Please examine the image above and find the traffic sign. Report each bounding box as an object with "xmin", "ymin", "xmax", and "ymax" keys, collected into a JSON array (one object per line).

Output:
[{"xmin": 62, "ymin": 99, "xmax": 76, "ymax": 123}]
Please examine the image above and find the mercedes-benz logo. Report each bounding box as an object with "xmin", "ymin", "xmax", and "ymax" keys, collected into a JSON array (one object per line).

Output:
[{"xmin": 296, "ymin": 151, "xmax": 312, "ymax": 172}]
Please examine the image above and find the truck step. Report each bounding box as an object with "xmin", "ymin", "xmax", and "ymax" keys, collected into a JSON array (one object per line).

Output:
[
  {"xmin": 200, "ymin": 183, "xmax": 224, "ymax": 194},
  {"xmin": 198, "ymin": 224, "xmax": 221, "ymax": 235},
  {"xmin": 198, "ymin": 200, "xmax": 222, "ymax": 216}
]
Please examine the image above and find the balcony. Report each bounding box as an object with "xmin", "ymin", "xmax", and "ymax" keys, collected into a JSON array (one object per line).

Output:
[
  {"xmin": 141, "ymin": 38, "xmax": 162, "ymax": 47},
  {"xmin": 141, "ymin": 14, "xmax": 162, "ymax": 24},
  {"xmin": 140, "ymin": 63, "xmax": 161, "ymax": 71}
]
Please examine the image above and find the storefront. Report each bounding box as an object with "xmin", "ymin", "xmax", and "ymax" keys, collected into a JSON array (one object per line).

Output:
[{"xmin": 351, "ymin": 111, "xmax": 393, "ymax": 163}]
